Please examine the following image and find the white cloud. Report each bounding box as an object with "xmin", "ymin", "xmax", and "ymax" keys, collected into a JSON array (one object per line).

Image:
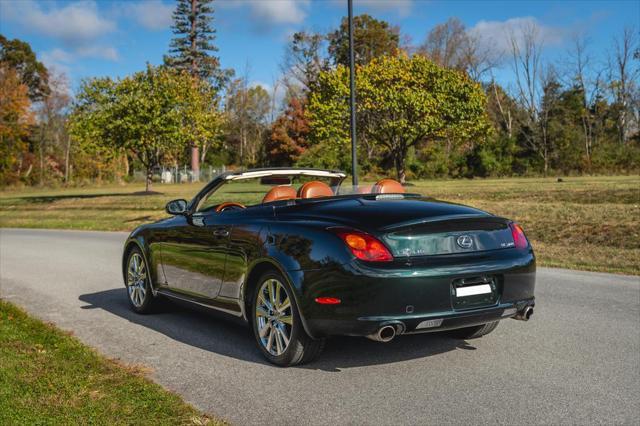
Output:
[
  {"xmin": 125, "ymin": 0, "xmax": 174, "ymax": 30},
  {"xmin": 355, "ymin": 0, "xmax": 414, "ymax": 17},
  {"xmin": 41, "ymin": 45, "xmax": 119, "ymax": 69},
  {"xmin": 219, "ymin": 0, "xmax": 310, "ymax": 29},
  {"xmin": 2, "ymin": 0, "xmax": 116, "ymax": 45},
  {"xmin": 249, "ymin": 0, "xmax": 309, "ymax": 25},
  {"xmin": 469, "ymin": 17, "xmax": 565, "ymax": 54},
  {"xmin": 40, "ymin": 49, "xmax": 73, "ymax": 76},
  {"xmin": 2, "ymin": 1, "xmax": 120, "ymax": 64},
  {"xmin": 75, "ymin": 46, "xmax": 120, "ymax": 61},
  {"xmin": 41, "ymin": 48, "xmax": 75, "ymax": 64}
]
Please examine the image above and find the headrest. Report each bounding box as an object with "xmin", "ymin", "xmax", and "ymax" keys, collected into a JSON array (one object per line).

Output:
[
  {"xmin": 262, "ymin": 185, "xmax": 297, "ymax": 203},
  {"xmin": 297, "ymin": 181, "xmax": 334, "ymax": 199},
  {"xmin": 372, "ymin": 178, "xmax": 405, "ymax": 194}
]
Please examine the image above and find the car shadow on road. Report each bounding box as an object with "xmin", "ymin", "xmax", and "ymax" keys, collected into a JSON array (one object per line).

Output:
[{"xmin": 79, "ymin": 288, "xmax": 474, "ymax": 371}]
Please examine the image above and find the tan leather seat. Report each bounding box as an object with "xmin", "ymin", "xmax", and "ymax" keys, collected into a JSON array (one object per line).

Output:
[
  {"xmin": 356, "ymin": 185, "xmax": 372, "ymax": 194},
  {"xmin": 262, "ymin": 186, "xmax": 297, "ymax": 203},
  {"xmin": 372, "ymin": 178, "xmax": 405, "ymax": 194},
  {"xmin": 297, "ymin": 181, "xmax": 334, "ymax": 199}
]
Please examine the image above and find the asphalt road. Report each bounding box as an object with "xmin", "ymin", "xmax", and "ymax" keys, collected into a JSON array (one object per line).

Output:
[{"xmin": 1, "ymin": 228, "xmax": 638, "ymax": 425}]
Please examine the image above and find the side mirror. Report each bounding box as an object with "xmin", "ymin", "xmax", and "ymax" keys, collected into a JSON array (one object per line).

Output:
[{"xmin": 166, "ymin": 199, "xmax": 188, "ymax": 215}]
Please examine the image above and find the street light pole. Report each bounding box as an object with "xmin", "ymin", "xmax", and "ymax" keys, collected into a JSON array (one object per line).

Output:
[{"xmin": 348, "ymin": 0, "xmax": 358, "ymax": 187}]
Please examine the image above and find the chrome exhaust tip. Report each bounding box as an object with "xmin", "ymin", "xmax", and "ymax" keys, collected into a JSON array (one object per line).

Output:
[
  {"xmin": 367, "ymin": 324, "xmax": 403, "ymax": 342},
  {"xmin": 378, "ymin": 325, "xmax": 396, "ymax": 342},
  {"xmin": 514, "ymin": 306, "xmax": 534, "ymax": 321}
]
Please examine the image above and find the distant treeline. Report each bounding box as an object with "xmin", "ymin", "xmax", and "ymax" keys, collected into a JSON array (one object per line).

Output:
[{"xmin": 1, "ymin": 1, "xmax": 638, "ymax": 187}]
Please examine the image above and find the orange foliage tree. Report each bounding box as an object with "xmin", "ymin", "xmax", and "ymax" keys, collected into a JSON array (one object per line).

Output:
[
  {"xmin": 265, "ymin": 97, "xmax": 310, "ymax": 166},
  {"xmin": 0, "ymin": 63, "xmax": 34, "ymax": 185}
]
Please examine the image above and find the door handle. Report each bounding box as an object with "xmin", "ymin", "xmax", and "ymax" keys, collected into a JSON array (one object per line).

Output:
[{"xmin": 213, "ymin": 228, "xmax": 229, "ymax": 237}]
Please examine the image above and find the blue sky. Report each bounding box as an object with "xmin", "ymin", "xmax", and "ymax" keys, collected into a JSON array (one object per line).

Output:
[{"xmin": 0, "ymin": 0, "xmax": 638, "ymax": 95}]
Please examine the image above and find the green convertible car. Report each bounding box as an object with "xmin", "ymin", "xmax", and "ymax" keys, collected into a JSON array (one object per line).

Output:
[{"xmin": 122, "ymin": 168, "xmax": 535, "ymax": 366}]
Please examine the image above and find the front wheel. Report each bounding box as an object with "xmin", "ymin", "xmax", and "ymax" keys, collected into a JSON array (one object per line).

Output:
[
  {"xmin": 448, "ymin": 321, "xmax": 500, "ymax": 339},
  {"xmin": 251, "ymin": 272, "xmax": 324, "ymax": 366},
  {"xmin": 125, "ymin": 247, "xmax": 157, "ymax": 314}
]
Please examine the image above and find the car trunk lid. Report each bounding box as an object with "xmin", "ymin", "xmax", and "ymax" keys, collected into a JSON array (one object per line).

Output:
[{"xmin": 381, "ymin": 216, "xmax": 514, "ymax": 257}]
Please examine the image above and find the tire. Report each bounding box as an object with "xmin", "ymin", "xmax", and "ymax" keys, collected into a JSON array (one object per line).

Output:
[
  {"xmin": 124, "ymin": 247, "xmax": 157, "ymax": 314},
  {"xmin": 251, "ymin": 271, "xmax": 325, "ymax": 366},
  {"xmin": 448, "ymin": 321, "xmax": 500, "ymax": 339}
]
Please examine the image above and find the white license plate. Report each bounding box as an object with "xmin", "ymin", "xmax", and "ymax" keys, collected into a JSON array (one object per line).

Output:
[{"xmin": 456, "ymin": 284, "xmax": 492, "ymax": 297}]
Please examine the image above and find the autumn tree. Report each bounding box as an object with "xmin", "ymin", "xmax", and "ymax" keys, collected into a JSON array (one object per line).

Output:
[
  {"xmin": 306, "ymin": 55, "xmax": 490, "ymax": 182},
  {"xmin": 0, "ymin": 35, "xmax": 49, "ymax": 101},
  {"xmin": 327, "ymin": 14, "xmax": 400, "ymax": 67},
  {"xmin": 266, "ymin": 97, "xmax": 309, "ymax": 166},
  {"xmin": 0, "ymin": 63, "xmax": 34, "ymax": 184}
]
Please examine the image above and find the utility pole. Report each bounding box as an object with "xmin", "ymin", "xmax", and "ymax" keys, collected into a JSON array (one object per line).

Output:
[{"xmin": 348, "ymin": 0, "xmax": 358, "ymax": 187}]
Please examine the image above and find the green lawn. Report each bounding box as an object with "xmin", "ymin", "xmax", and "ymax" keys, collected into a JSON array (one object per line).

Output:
[
  {"xmin": 0, "ymin": 299, "xmax": 220, "ymax": 425},
  {"xmin": 1, "ymin": 175, "xmax": 638, "ymax": 274}
]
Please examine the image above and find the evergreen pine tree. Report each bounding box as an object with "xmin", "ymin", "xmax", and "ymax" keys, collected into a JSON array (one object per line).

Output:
[
  {"xmin": 164, "ymin": 0, "xmax": 231, "ymax": 179},
  {"xmin": 164, "ymin": 0, "xmax": 230, "ymax": 90}
]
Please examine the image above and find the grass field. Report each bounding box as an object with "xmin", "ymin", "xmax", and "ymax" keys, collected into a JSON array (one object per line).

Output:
[
  {"xmin": 1, "ymin": 175, "xmax": 638, "ymax": 274},
  {"xmin": 0, "ymin": 299, "xmax": 218, "ymax": 425}
]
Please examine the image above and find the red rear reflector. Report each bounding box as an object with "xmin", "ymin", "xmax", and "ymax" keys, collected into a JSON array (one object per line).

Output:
[
  {"xmin": 509, "ymin": 223, "xmax": 529, "ymax": 249},
  {"xmin": 315, "ymin": 297, "xmax": 341, "ymax": 305},
  {"xmin": 334, "ymin": 229, "xmax": 393, "ymax": 262}
]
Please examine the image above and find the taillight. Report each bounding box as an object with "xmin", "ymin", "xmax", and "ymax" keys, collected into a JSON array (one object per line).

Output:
[
  {"xmin": 509, "ymin": 223, "xmax": 529, "ymax": 249},
  {"xmin": 333, "ymin": 229, "xmax": 393, "ymax": 262}
]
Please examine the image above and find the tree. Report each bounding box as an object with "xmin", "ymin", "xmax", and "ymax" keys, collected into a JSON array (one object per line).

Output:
[
  {"xmin": 224, "ymin": 79, "xmax": 271, "ymax": 166},
  {"xmin": 563, "ymin": 36, "xmax": 607, "ymax": 167},
  {"xmin": 35, "ymin": 71, "xmax": 71, "ymax": 185},
  {"xmin": 0, "ymin": 63, "xmax": 34, "ymax": 185},
  {"xmin": 0, "ymin": 35, "xmax": 49, "ymax": 101},
  {"xmin": 70, "ymin": 66, "xmax": 220, "ymax": 192},
  {"xmin": 266, "ymin": 97, "xmax": 309, "ymax": 166},
  {"xmin": 281, "ymin": 31, "xmax": 327, "ymax": 93},
  {"xmin": 164, "ymin": 0, "xmax": 229, "ymax": 86},
  {"xmin": 608, "ymin": 26, "xmax": 639, "ymax": 144},
  {"xmin": 307, "ymin": 55, "xmax": 490, "ymax": 182},
  {"xmin": 418, "ymin": 18, "xmax": 468, "ymax": 70},
  {"xmin": 509, "ymin": 22, "xmax": 555, "ymax": 175},
  {"xmin": 418, "ymin": 18, "xmax": 500, "ymax": 81},
  {"xmin": 327, "ymin": 14, "xmax": 400, "ymax": 67},
  {"xmin": 164, "ymin": 0, "xmax": 231, "ymax": 180}
]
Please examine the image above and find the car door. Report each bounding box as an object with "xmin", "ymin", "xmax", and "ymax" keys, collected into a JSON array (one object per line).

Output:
[{"xmin": 160, "ymin": 211, "xmax": 229, "ymax": 300}]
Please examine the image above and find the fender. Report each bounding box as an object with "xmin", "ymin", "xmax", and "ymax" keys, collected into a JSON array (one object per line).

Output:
[
  {"xmin": 122, "ymin": 234, "xmax": 160, "ymax": 297},
  {"xmin": 242, "ymin": 256, "xmax": 318, "ymax": 339}
]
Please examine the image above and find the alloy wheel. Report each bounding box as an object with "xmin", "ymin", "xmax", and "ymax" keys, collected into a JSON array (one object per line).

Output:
[
  {"xmin": 127, "ymin": 253, "xmax": 147, "ymax": 308},
  {"xmin": 255, "ymin": 278, "xmax": 293, "ymax": 356}
]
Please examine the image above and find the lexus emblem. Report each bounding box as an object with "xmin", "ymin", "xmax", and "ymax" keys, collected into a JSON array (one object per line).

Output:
[{"xmin": 456, "ymin": 235, "xmax": 473, "ymax": 249}]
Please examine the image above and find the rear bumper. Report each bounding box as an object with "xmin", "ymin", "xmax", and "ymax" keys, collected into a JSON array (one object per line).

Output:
[
  {"xmin": 290, "ymin": 248, "xmax": 536, "ymax": 339},
  {"xmin": 306, "ymin": 299, "xmax": 535, "ymax": 337}
]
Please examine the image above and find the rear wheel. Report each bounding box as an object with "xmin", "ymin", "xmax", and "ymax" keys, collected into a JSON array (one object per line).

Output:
[
  {"xmin": 125, "ymin": 247, "xmax": 156, "ymax": 314},
  {"xmin": 251, "ymin": 272, "xmax": 324, "ymax": 366},
  {"xmin": 448, "ymin": 321, "xmax": 499, "ymax": 339}
]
